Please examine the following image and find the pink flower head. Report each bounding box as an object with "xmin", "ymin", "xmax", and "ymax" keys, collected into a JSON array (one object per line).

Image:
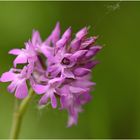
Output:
[{"xmin": 0, "ymin": 22, "xmax": 102, "ymax": 126}]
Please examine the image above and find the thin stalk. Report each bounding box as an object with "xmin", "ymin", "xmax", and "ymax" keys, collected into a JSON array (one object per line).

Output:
[{"xmin": 9, "ymin": 88, "xmax": 34, "ymax": 139}]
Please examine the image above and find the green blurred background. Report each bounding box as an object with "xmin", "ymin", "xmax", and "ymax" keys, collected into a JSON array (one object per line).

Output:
[{"xmin": 0, "ymin": 1, "xmax": 140, "ymax": 139}]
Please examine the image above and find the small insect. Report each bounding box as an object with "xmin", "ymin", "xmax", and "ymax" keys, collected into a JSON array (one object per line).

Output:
[
  {"xmin": 106, "ymin": 1, "xmax": 121, "ymax": 14},
  {"xmin": 94, "ymin": 1, "xmax": 121, "ymax": 29}
]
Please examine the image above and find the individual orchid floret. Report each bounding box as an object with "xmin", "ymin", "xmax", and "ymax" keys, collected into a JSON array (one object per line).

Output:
[
  {"xmin": 46, "ymin": 49, "xmax": 76, "ymax": 78},
  {"xmin": 9, "ymin": 41, "xmax": 37, "ymax": 67},
  {"xmin": 0, "ymin": 66, "xmax": 29, "ymax": 99},
  {"xmin": 33, "ymin": 77, "xmax": 64, "ymax": 108}
]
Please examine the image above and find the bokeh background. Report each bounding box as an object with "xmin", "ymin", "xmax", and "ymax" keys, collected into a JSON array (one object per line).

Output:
[{"xmin": 0, "ymin": 1, "xmax": 140, "ymax": 139}]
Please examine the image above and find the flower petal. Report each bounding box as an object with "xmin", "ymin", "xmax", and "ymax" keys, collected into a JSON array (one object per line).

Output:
[
  {"xmin": 67, "ymin": 114, "xmax": 77, "ymax": 127},
  {"xmin": 51, "ymin": 22, "xmax": 61, "ymax": 44},
  {"xmin": 63, "ymin": 69, "xmax": 75, "ymax": 79},
  {"xmin": 70, "ymin": 39, "xmax": 81, "ymax": 52},
  {"xmin": 49, "ymin": 77, "xmax": 64, "ymax": 87},
  {"xmin": 15, "ymin": 80, "xmax": 28, "ymax": 99},
  {"xmin": 32, "ymin": 84, "xmax": 47, "ymax": 94},
  {"xmin": 7, "ymin": 80, "xmax": 17, "ymax": 93},
  {"xmin": 14, "ymin": 54, "xmax": 28, "ymax": 67},
  {"xmin": 72, "ymin": 80, "xmax": 95, "ymax": 88},
  {"xmin": 62, "ymin": 27, "xmax": 71, "ymax": 40},
  {"xmin": 45, "ymin": 22, "xmax": 61, "ymax": 45},
  {"xmin": 60, "ymin": 96, "xmax": 66, "ymax": 109},
  {"xmin": 0, "ymin": 71, "xmax": 15, "ymax": 82},
  {"xmin": 56, "ymin": 27, "xmax": 71, "ymax": 49},
  {"xmin": 84, "ymin": 60, "xmax": 99, "ymax": 69},
  {"xmin": 41, "ymin": 44, "xmax": 54, "ymax": 59},
  {"xmin": 50, "ymin": 93, "xmax": 57, "ymax": 108},
  {"xmin": 71, "ymin": 50, "xmax": 87, "ymax": 60},
  {"xmin": 9, "ymin": 49, "xmax": 21, "ymax": 55},
  {"xmin": 79, "ymin": 93, "xmax": 92, "ymax": 104},
  {"xmin": 69, "ymin": 86, "xmax": 87, "ymax": 94},
  {"xmin": 47, "ymin": 64, "xmax": 61, "ymax": 77},
  {"xmin": 76, "ymin": 27, "xmax": 88, "ymax": 40},
  {"xmin": 74, "ymin": 68, "xmax": 91, "ymax": 76},
  {"xmin": 39, "ymin": 93, "xmax": 49, "ymax": 105},
  {"xmin": 32, "ymin": 30, "xmax": 42, "ymax": 46},
  {"xmin": 56, "ymin": 85, "xmax": 70, "ymax": 96},
  {"xmin": 85, "ymin": 46, "xmax": 102, "ymax": 59},
  {"xmin": 81, "ymin": 36, "xmax": 97, "ymax": 49}
]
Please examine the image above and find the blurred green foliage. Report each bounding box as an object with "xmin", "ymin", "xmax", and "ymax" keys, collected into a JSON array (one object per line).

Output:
[{"xmin": 0, "ymin": 1, "xmax": 140, "ymax": 139}]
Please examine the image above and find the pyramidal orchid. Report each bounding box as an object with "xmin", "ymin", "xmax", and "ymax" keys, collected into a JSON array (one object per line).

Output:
[{"xmin": 0, "ymin": 22, "xmax": 102, "ymax": 138}]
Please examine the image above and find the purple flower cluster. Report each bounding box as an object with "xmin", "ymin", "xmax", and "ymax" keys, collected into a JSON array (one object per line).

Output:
[{"xmin": 0, "ymin": 22, "xmax": 102, "ymax": 127}]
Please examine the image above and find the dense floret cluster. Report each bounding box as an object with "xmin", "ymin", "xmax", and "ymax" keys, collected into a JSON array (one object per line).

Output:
[{"xmin": 0, "ymin": 22, "xmax": 102, "ymax": 126}]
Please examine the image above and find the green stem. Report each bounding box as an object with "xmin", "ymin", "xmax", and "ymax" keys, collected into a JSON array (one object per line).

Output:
[{"xmin": 9, "ymin": 88, "xmax": 34, "ymax": 139}]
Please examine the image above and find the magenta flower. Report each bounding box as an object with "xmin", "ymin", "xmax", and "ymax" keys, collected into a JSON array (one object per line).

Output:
[{"xmin": 0, "ymin": 22, "xmax": 102, "ymax": 127}]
